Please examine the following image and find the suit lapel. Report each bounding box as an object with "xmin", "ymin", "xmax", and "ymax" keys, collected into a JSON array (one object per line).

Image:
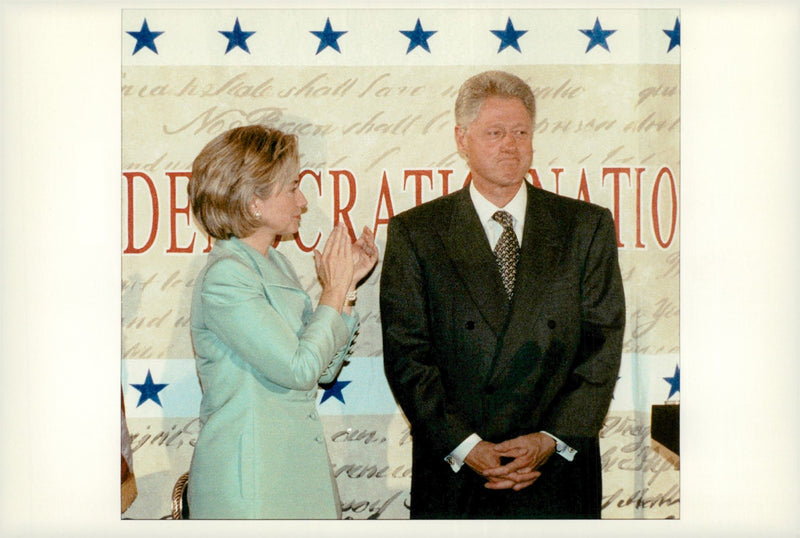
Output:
[
  {"xmin": 510, "ymin": 183, "xmax": 564, "ymax": 315},
  {"xmin": 438, "ymin": 188, "xmax": 509, "ymax": 336},
  {"xmin": 223, "ymin": 238, "xmax": 312, "ymax": 318},
  {"xmin": 483, "ymin": 184, "xmax": 565, "ymax": 383},
  {"xmin": 225, "ymin": 237, "xmax": 304, "ymax": 291},
  {"xmin": 262, "ymin": 249, "xmax": 314, "ymax": 331}
]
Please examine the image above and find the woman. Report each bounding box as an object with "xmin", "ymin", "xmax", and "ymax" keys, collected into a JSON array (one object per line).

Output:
[{"xmin": 185, "ymin": 125, "xmax": 378, "ymax": 519}]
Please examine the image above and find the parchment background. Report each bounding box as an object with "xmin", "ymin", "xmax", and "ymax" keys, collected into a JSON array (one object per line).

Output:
[
  {"xmin": 120, "ymin": 8, "xmax": 681, "ymax": 520},
  {"xmin": 2, "ymin": 1, "xmax": 799, "ymax": 537}
]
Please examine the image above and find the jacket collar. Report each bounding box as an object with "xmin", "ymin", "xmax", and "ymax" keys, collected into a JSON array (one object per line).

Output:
[
  {"xmin": 438, "ymin": 187, "xmax": 510, "ymax": 336},
  {"xmin": 437, "ymin": 182, "xmax": 565, "ymax": 337},
  {"xmin": 215, "ymin": 237, "xmax": 305, "ymax": 292}
]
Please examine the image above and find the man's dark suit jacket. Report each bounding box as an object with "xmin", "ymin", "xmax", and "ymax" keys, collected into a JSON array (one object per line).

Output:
[{"xmin": 380, "ymin": 182, "xmax": 625, "ymax": 519}]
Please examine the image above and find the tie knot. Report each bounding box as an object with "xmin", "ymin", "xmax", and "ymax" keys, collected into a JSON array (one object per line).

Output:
[{"xmin": 492, "ymin": 210, "xmax": 514, "ymax": 230}]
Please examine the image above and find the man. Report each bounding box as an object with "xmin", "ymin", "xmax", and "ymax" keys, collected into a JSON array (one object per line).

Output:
[{"xmin": 380, "ymin": 71, "xmax": 625, "ymax": 519}]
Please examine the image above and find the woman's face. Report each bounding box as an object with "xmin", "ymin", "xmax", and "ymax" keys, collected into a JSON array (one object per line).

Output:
[{"xmin": 252, "ymin": 174, "xmax": 308, "ymax": 237}]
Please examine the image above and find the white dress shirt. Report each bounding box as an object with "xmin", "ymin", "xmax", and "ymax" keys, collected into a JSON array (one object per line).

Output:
[{"xmin": 469, "ymin": 181, "xmax": 527, "ymax": 250}]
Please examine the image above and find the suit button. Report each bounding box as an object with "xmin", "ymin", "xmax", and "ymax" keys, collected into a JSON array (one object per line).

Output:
[
  {"xmin": 315, "ymin": 436, "xmax": 324, "ymax": 444},
  {"xmin": 465, "ymin": 321, "xmax": 475, "ymax": 330},
  {"xmin": 308, "ymin": 411, "xmax": 318, "ymax": 420},
  {"xmin": 547, "ymin": 319, "xmax": 556, "ymax": 329}
]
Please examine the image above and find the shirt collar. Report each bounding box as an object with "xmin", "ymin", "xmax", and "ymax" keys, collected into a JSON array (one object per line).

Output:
[{"xmin": 469, "ymin": 181, "xmax": 528, "ymax": 229}]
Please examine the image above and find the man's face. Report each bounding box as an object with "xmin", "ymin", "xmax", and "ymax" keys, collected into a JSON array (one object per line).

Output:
[{"xmin": 455, "ymin": 96, "xmax": 533, "ymax": 196}]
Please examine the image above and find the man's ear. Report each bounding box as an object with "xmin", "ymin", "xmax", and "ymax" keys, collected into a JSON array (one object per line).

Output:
[{"xmin": 454, "ymin": 125, "xmax": 467, "ymax": 158}]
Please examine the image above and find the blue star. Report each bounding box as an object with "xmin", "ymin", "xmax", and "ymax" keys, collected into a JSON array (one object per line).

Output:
[
  {"xmin": 126, "ymin": 18, "xmax": 164, "ymax": 55},
  {"xmin": 491, "ymin": 18, "xmax": 528, "ymax": 53},
  {"xmin": 320, "ymin": 380, "xmax": 352, "ymax": 404},
  {"xmin": 400, "ymin": 18, "xmax": 437, "ymax": 54},
  {"xmin": 580, "ymin": 17, "xmax": 616, "ymax": 53},
  {"xmin": 663, "ymin": 18, "xmax": 681, "ymax": 52},
  {"xmin": 310, "ymin": 17, "xmax": 347, "ymax": 55},
  {"xmin": 663, "ymin": 365, "xmax": 680, "ymax": 399},
  {"xmin": 219, "ymin": 18, "xmax": 255, "ymax": 54},
  {"xmin": 130, "ymin": 369, "xmax": 169, "ymax": 408}
]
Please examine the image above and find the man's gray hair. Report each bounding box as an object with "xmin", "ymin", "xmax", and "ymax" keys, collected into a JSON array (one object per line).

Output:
[{"xmin": 454, "ymin": 70, "xmax": 536, "ymax": 128}]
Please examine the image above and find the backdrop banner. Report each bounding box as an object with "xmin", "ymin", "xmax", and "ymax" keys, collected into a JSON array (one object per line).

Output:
[{"xmin": 121, "ymin": 8, "xmax": 680, "ymax": 519}]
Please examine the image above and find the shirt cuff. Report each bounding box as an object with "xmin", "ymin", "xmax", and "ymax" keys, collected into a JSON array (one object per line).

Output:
[
  {"xmin": 541, "ymin": 431, "xmax": 577, "ymax": 462},
  {"xmin": 444, "ymin": 433, "xmax": 482, "ymax": 472}
]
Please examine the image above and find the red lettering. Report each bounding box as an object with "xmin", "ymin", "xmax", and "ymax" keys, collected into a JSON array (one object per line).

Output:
[
  {"xmin": 438, "ymin": 169, "xmax": 453, "ymax": 197},
  {"xmin": 602, "ymin": 167, "xmax": 631, "ymax": 248},
  {"xmin": 166, "ymin": 172, "xmax": 198, "ymax": 254},
  {"xmin": 652, "ymin": 167, "xmax": 677, "ymax": 248},
  {"xmin": 528, "ymin": 168, "xmax": 543, "ymax": 189},
  {"xmin": 373, "ymin": 171, "xmax": 395, "ymax": 235},
  {"xmin": 294, "ymin": 169, "xmax": 323, "ymax": 252},
  {"xmin": 576, "ymin": 168, "xmax": 592, "ymax": 203},
  {"xmin": 403, "ymin": 169, "xmax": 434, "ymax": 207},
  {"xmin": 123, "ymin": 172, "xmax": 158, "ymax": 254},
  {"xmin": 330, "ymin": 169, "xmax": 357, "ymax": 241},
  {"xmin": 634, "ymin": 168, "xmax": 646, "ymax": 248},
  {"xmin": 550, "ymin": 168, "xmax": 563, "ymax": 195}
]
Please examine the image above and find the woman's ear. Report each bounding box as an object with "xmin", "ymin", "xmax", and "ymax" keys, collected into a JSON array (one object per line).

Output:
[{"xmin": 250, "ymin": 197, "xmax": 263, "ymax": 220}]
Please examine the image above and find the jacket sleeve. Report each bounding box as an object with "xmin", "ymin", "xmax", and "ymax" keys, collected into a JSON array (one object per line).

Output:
[
  {"xmin": 380, "ymin": 217, "xmax": 474, "ymax": 454},
  {"xmin": 318, "ymin": 311, "xmax": 359, "ymax": 385},
  {"xmin": 200, "ymin": 256, "xmax": 355, "ymax": 391},
  {"xmin": 540, "ymin": 208, "xmax": 625, "ymax": 438}
]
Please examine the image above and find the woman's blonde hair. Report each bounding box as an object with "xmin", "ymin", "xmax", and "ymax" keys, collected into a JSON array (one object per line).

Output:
[
  {"xmin": 454, "ymin": 70, "xmax": 536, "ymax": 129},
  {"xmin": 189, "ymin": 125, "xmax": 299, "ymax": 240}
]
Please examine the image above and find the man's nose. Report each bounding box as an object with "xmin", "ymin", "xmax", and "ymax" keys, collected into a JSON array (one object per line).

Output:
[{"xmin": 500, "ymin": 131, "xmax": 517, "ymax": 149}]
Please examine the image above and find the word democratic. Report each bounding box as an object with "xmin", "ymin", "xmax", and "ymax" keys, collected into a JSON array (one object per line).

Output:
[{"xmin": 123, "ymin": 165, "xmax": 677, "ymax": 254}]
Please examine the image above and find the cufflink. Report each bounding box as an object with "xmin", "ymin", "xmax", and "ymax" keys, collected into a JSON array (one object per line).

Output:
[
  {"xmin": 445, "ymin": 456, "xmax": 456, "ymax": 466},
  {"xmin": 554, "ymin": 441, "xmax": 577, "ymax": 461}
]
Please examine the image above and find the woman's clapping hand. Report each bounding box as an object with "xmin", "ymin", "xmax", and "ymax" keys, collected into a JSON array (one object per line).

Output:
[
  {"xmin": 313, "ymin": 224, "xmax": 354, "ymax": 311},
  {"xmin": 352, "ymin": 226, "xmax": 379, "ymax": 285}
]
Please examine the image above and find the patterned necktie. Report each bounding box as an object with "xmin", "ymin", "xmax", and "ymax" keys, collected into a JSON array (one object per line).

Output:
[{"xmin": 492, "ymin": 210, "xmax": 520, "ymax": 298}]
